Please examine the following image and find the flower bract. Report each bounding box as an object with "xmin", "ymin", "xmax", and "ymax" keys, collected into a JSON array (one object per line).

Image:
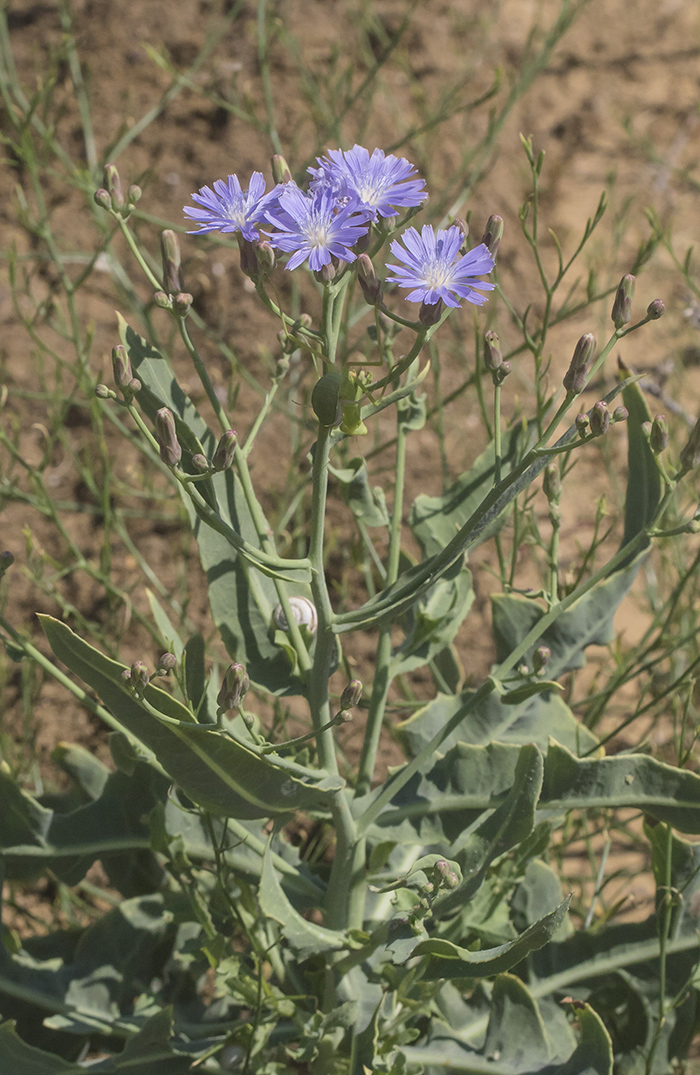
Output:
[
  {"xmin": 265, "ymin": 185, "xmax": 371, "ymax": 271},
  {"xmin": 309, "ymin": 145, "xmax": 426, "ymax": 219},
  {"xmin": 386, "ymin": 225, "xmax": 495, "ymax": 307},
  {"xmin": 184, "ymin": 172, "xmax": 270, "ymax": 240}
]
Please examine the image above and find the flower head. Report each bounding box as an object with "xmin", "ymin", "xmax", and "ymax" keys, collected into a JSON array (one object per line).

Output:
[
  {"xmin": 265, "ymin": 185, "xmax": 371, "ymax": 272},
  {"xmin": 309, "ymin": 145, "xmax": 426, "ymax": 219},
  {"xmin": 386, "ymin": 225, "xmax": 495, "ymax": 308},
  {"xmin": 184, "ymin": 172, "xmax": 270, "ymax": 241}
]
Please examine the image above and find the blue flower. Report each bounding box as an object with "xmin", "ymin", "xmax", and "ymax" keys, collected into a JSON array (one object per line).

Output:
[
  {"xmin": 184, "ymin": 172, "xmax": 270, "ymax": 241},
  {"xmin": 386, "ymin": 226, "xmax": 495, "ymax": 308},
  {"xmin": 264, "ymin": 185, "xmax": 371, "ymax": 271},
  {"xmin": 309, "ymin": 145, "xmax": 426, "ymax": 219}
]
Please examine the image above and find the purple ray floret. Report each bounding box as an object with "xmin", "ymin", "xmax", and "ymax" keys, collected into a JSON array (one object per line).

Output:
[
  {"xmin": 309, "ymin": 145, "xmax": 427, "ymax": 219},
  {"xmin": 386, "ymin": 225, "xmax": 496, "ymax": 308},
  {"xmin": 264, "ymin": 185, "xmax": 371, "ymax": 271},
  {"xmin": 184, "ymin": 172, "xmax": 269, "ymax": 241}
]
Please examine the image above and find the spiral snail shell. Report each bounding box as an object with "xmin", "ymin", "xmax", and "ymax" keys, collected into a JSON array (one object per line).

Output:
[{"xmin": 273, "ymin": 596, "xmax": 318, "ymax": 635}]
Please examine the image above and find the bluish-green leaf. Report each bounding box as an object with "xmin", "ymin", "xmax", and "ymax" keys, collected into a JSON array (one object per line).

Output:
[
  {"xmin": 259, "ymin": 842, "xmax": 347, "ymax": 956},
  {"xmin": 620, "ymin": 366, "xmax": 661, "ymax": 552}
]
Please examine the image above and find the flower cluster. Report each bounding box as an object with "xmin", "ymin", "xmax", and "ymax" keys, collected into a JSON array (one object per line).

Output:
[{"xmin": 184, "ymin": 145, "xmax": 495, "ymax": 308}]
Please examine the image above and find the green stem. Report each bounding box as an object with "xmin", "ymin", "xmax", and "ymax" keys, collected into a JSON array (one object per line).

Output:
[{"xmin": 178, "ymin": 317, "xmax": 231, "ymax": 433}]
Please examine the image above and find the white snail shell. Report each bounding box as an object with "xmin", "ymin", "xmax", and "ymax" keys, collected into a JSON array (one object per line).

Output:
[{"xmin": 273, "ymin": 596, "xmax": 318, "ymax": 635}]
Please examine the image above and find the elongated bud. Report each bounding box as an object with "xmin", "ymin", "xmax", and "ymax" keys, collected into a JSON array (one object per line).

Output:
[
  {"xmin": 0, "ymin": 551, "xmax": 14, "ymax": 578},
  {"xmin": 484, "ymin": 331, "xmax": 502, "ymax": 371},
  {"xmin": 111, "ymin": 344, "xmax": 133, "ymax": 389},
  {"xmin": 94, "ymin": 188, "xmax": 111, "ymax": 211},
  {"xmin": 533, "ymin": 645, "xmax": 551, "ymax": 673},
  {"xmin": 155, "ymin": 407, "xmax": 182, "ymax": 467},
  {"xmin": 130, "ymin": 661, "xmax": 150, "ymax": 691},
  {"xmin": 127, "ymin": 184, "xmax": 142, "ymax": 206},
  {"xmin": 156, "ymin": 652, "xmax": 177, "ymax": 674},
  {"xmin": 356, "ymin": 254, "xmax": 382, "ymax": 306},
  {"xmin": 611, "ymin": 274, "xmax": 635, "ymax": 329},
  {"xmin": 454, "ymin": 218, "xmax": 469, "ymax": 252},
  {"xmin": 238, "ymin": 237, "xmax": 259, "ymax": 279},
  {"xmin": 153, "ymin": 291, "xmax": 171, "ymax": 309},
  {"xmin": 543, "ymin": 463, "xmax": 561, "ymax": 503},
  {"xmin": 481, "ymin": 214, "xmax": 504, "ymax": 258},
  {"xmin": 103, "ymin": 163, "xmax": 124, "ymax": 211},
  {"xmin": 340, "ymin": 679, "xmax": 363, "ymax": 710},
  {"xmin": 563, "ymin": 333, "xmax": 596, "ymax": 394},
  {"xmin": 212, "ymin": 429, "xmax": 237, "ymax": 472},
  {"xmin": 315, "ymin": 261, "xmax": 336, "ymax": 284},
  {"xmin": 650, "ymin": 414, "xmax": 669, "ymax": 454},
  {"xmin": 160, "ymin": 230, "xmax": 183, "ymax": 294},
  {"xmin": 590, "ymin": 401, "xmax": 610, "ymax": 437},
  {"xmin": 646, "ymin": 298, "xmax": 665, "ymax": 321},
  {"xmin": 255, "ymin": 240, "xmax": 276, "ymax": 278},
  {"xmin": 217, "ymin": 663, "xmax": 250, "ymax": 711},
  {"xmin": 575, "ymin": 413, "xmax": 590, "ymax": 436},
  {"xmin": 192, "ymin": 453, "xmax": 209, "ymax": 472},
  {"xmin": 419, "ymin": 298, "xmax": 443, "ymax": 326},
  {"xmin": 95, "ymin": 383, "xmax": 117, "ymax": 400},
  {"xmin": 271, "ymin": 154, "xmax": 292, "ymax": 184},
  {"xmin": 680, "ymin": 415, "xmax": 700, "ymax": 471},
  {"xmin": 612, "ymin": 406, "xmax": 629, "ymax": 423}
]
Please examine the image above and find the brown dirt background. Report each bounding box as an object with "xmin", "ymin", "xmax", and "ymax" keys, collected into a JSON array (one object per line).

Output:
[{"xmin": 1, "ymin": 0, "xmax": 700, "ymax": 1036}]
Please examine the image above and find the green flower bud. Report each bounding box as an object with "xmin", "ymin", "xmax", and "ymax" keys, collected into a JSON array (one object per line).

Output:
[
  {"xmin": 650, "ymin": 414, "xmax": 669, "ymax": 454},
  {"xmin": 340, "ymin": 679, "xmax": 363, "ymax": 710},
  {"xmin": 484, "ymin": 331, "xmax": 503, "ymax": 372},
  {"xmin": 172, "ymin": 292, "xmax": 193, "ymax": 316},
  {"xmin": 111, "ymin": 344, "xmax": 133, "ymax": 390},
  {"xmin": 255, "ymin": 241, "xmax": 276, "ymax": 278},
  {"xmin": 160, "ymin": 230, "xmax": 183, "ymax": 294},
  {"xmin": 590, "ymin": 401, "xmax": 610, "ymax": 437},
  {"xmin": 153, "ymin": 291, "xmax": 172, "ymax": 308},
  {"xmin": 155, "ymin": 407, "xmax": 182, "ymax": 467},
  {"xmin": 491, "ymin": 360, "xmax": 511, "ymax": 386},
  {"xmin": 575, "ymin": 412, "xmax": 590, "ymax": 437},
  {"xmin": 356, "ymin": 254, "xmax": 382, "ymax": 306},
  {"xmin": 127, "ymin": 184, "xmax": 142, "ymax": 206},
  {"xmin": 612, "ymin": 406, "xmax": 629, "ymax": 423},
  {"xmin": 334, "ymin": 709, "xmax": 353, "ymax": 724},
  {"xmin": 217, "ymin": 663, "xmax": 250, "ymax": 711},
  {"xmin": 103, "ymin": 163, "xmax": 124, "ymax": 211},
  {"xmin": 212, "ymin": 429, "xmax": 237, "ymax": 472},
  {"xmin": 646, "ymin": 298, "xmax": 665, "ymax": 320},
  {"xmin": 454, "ymin": 218, "xmax": 469, "ymax": 252},
  {"xmin": 611, "ymin": 274, "xmax": 635, "ymax": 329},
  {"xmin": 192, "ymin": 453, "xmax": 209, "ymax": 472},
  {"xmin": 94, "ymin": 188, "xmax": 112, "ymax": 211},
  {"xmin": 95, "ymin": 384, "xmax": 117, "ymax": 400},
  {"xmin": 481, "ymin": 214, "xmax": 504, "ymax": 258},
  {"xmin": 419, "ymin": 298, "xmax": 443, "ymax": 326},
  {"xmin": 238, "ymin": 237, "xmax": 259, "ymax": 279},
  {"xmin": 533, "ymin": 645, "xmax": 551, "ymax": 673},
  {"xmin": 156, "ymin": 652, "xmax": 177, "ymax": 673},
  {"xmin": 130, "ymin": 661, "xmax": 150, "ymax": 691},
  {"xmin": 680, "ymin": 415, "xmax": 700, "ymax": 471},
  {"xmin": 271, "ymin": 154, "xmax": 292, "ymax": 185},
  {"xmin": 563, "ymin": 333, "xmax": 596, "ymax": 394},
  {"xmin": 543, "ymin": 463, "xmax": 561, "ymax": 503},
  {"xmin": 315, "ymin": 261, "xmax": 336, "ymax": 284}
]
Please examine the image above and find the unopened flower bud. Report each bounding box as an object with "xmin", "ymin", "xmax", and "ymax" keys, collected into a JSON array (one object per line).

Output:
[
  {"xmin": 433, "ymin": 860, "xmax": 459, "ymax": 889},
  {"xmin": 153, "ymin": 291, "xmax": 171, "ymax": 309},
  {"xmin": 481, "ymin": 214, "xmax": 504, "ymax": 258},
  {"xmin": 155, "ymin": 407, "xmax": 182, "ymax": 467},
  {"xmin": 255, "ymin": 241, "xmax": 276, "ymax": 278},
  {"xmin": 356, "ymin": 254, "xmax": 382, "ymax": 306},
  {"xmin": 419, "ymin": 298, "xmax": 443, "ymax": 326},
  {"xmin": 611, "ymin": 274, "xmax": 635, "ymax": 329},
  {"xmin": 0, "ymin": 551, "xmax": 14, "ymax": 577},
  {"xmin": 217, "ymin": 663, "xmax": 250, "ymax": 711},
  {"xmin": 646, "ymin": 298, "xmax": 665, "ymax": 321},
  {"xmin": 238, "ymin": 237, "xmax": 259, "ymax": 279},
  {"xmin": 103, "ymin": 163, "xmax": 124, "ymax": 211},
  {"xmin": 271, "ymin": 154, "xmax": 292, "ymax": 184},
  {"xmin": 296, "ymin": 313, "xmax": 313, "ymax": 330},
  {"xmin": 563, "ymin": 333, "xmax": 596, "ymax": 395},
  {"xmin": 543, "ymin": 463, "xmax": 561, "ymax": 503},
  {"xmin": 172, "ymin": 292, "xmax": 193, "ymax": 316},
  {"xmin": 120, "ymin": 668, "xmax": 132, "ymax": 684},
  {"xmin": 454, "ymin": 218, "xmax": 469, "ymax": 251},
  {"xmin": 590, "ymin": 401, "xmax": 610, "ymax": 437},
  {"xmin": 315, "ymin": 262, "xmax": 336, "ymax": 284},
  {"xmin": 275, "ymin": 354, "xmax": 290, "ymax": 380},
  {"xmin": 533, "ymin": 645, "xmax": 551, "ymax": 673},
  {"xmin": 334, "ymin": 709, "xmax": 353, "ymax": 724},
  {"xmin": 160, "ymin": 230, "xmax": 183, "ymax": 294},
  {"xmin": 575, "ymin": 413, "xmax": 590, "ymax": 436},
  {"xmin": 340, "ymin": 679, "xmax": 363, "ymax": 710},
  {"xmin": 612, "ymin": 406, "xmax": 629, "ymax": 423},
  {"xmin": 111, "ymin": 344, "xmax": 133, "ymax": 389},
  {"xmin": 156, "ymin": 652, "xmax": 177, "ymax": 673},
  {"xmin": 192, "ymin": 453, "xmax": 209, "ymax": 472},
  {"xmin": 130, "ymin": 661, "xmax": 150, "ymax": 691},
  {"xmin": 95, "ymin": 384, "xmax": 116, "ymax": 400},
  {"xmin": 127, "ymin": 184, "xmax": 142, "ymax": 206},
  {"xmin": 680, "ymin": 415, "xmax": 700, "ymax": 471},
  {"xmin": 376, "ymin": 214, "xmax": 398, "ymax": 236},
  {"xmin": 484, "ymin": 331, "xmax": 503, "ymax": 372},
  {"xmin": 650, "ymin": 414, "xmax": 669, "ymax": 454},
  {"xmin": 94, "ymin": 188, "xmax": 112, "ymax": 211},
  {"xmin": 212, "ymin": 429, "xmax": 237, "ymax": 472},
  {"xmin": 492, "ymin": 360, "xmax": 511, "ymax": 386}
]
